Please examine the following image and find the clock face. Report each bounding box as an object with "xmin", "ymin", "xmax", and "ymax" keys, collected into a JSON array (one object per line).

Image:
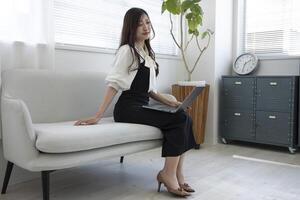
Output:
[{"xmin": 233, "ymin": 53, "xmax": 258, "ymax": 75}]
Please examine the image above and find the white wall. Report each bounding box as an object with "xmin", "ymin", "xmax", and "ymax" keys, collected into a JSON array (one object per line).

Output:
[
  {"xmin": 248, "ymin": 58, "xmax": 300, "ymax": 76},
  {"xmin": 214, "ymin": 0, "xmax": 234, "ymax": 144}
]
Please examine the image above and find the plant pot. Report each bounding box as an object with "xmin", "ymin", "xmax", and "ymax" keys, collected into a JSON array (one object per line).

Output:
[{"xmin": 172, "ymin": 83, "xmax": 210, "ymax": 148}]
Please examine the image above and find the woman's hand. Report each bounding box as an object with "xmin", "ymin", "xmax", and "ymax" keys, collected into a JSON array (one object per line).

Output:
[
  {"xmin": 168, "ymin": 100, "xmax": 182, "ymax": 107},
  {"xmin": 168, "ymin": 100, "xmax": 192, "ymax": 111},
  {"xmin": 74, "ymin": 116, "xmax": 101, "ymax": 126}
]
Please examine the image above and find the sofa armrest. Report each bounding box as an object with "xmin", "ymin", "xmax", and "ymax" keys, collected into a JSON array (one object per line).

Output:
[
  {"xmin": 2, "ymin": 96, "xmax": 36, "ymax": 140},
  {"xmin": 1, "ymin": 96, "xmax": 39, "ymax": 168}
]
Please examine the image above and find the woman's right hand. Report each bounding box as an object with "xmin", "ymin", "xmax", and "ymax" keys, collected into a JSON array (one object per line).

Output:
[
  {"xmin": 74, "ymin": 86, "xmax": 117, "ymax": 126},
  {"xmin": 74, "ymin": 116, "xmax": 101, "ymax": 126}
]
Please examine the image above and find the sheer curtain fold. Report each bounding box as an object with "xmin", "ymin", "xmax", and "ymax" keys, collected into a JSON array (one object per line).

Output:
[{"xmin": 0, "ymin": 0, "xmax": 55, "ymax": 70}]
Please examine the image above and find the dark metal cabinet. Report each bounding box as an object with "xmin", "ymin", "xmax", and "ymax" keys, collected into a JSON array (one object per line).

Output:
[
  {"xmin": 256, "ymin": 77, "xmax": 293, "ymax": 112},
  {"xmin": 223, "ymin": 78, "xmax": 255, "ymax": 110},
  {"xmin": 256, "ymin": 111, "xmax": 290, "ymax": 145},
  {"xmin": 220, "ymin": 76, "xmax": 298, "ymax": 153},
  {"xmin": 221, "ymin": 109, "xmax": 255, "ymax": 141}
]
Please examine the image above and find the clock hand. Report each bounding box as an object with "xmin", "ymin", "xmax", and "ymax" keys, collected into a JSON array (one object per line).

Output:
[{"xmin": 242, "ymin": 59, "xmax": 251, "ymax": 72}]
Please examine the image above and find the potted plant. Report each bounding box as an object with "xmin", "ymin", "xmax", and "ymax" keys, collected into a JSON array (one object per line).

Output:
[
  {"xmin": 161, "ymin": 0, "xmax": 213, "ymax": 81},
  {"xmin": 161, "ymin": 0, "xmax": 213, "ymax": 147}
]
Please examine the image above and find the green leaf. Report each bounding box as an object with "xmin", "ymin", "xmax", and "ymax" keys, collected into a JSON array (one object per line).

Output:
[
  {"xmin": 195, "ymin": 15, "xmax": 202, "ymax": 25},
  {"xmin": 201, "ymin": 31, "xmax": 208, "ymax": 39},
  {"xmin": 191, "ymin": 4, "xmax": 201, "ymax": 15},
  {"xmin": 186, "ymin": 11, "xmax": 202, "ymax": 33},
  {"xmin": 198, "ymin": 15, "xmax": 203, "ymax": 26},
  {"xmin": 185, "ymin": 12, "xmax": 193, "ymax": 19},
  {"xmin": 166, "ymin": 0, "xmax": 181, "ymax": 14},
  {"xmin": 161, "ymin": 1, "xmax": 167, "ymax": 14},
  {"xmin": 188, "ymin": 18, "xmax": 197, "ymax": 31},
  {"xmin": 199, "ymin": 6, "xmax": 204, "ymax": 15},
  {"xmin": 181, "ymin": 0, "xmax": 193, "ymax": 12},
  {"xmin": 194, "ymin": 29, "xmax": 199, "ymax": 36}
]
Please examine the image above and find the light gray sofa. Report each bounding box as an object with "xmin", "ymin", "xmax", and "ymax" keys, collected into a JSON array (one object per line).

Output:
[{"xmin": 0, "ymin": 69, "xmax": 175, "ymax": 200}]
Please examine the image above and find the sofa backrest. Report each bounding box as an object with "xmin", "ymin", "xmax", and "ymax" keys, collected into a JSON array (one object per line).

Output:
[{"xmin": 1, "ymin": 69, "xmax": 120, "ymax": 123}]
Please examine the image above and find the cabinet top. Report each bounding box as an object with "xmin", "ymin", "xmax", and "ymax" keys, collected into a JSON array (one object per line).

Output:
[{"xmin": 222, "ymin": 75, "xmax": 299, "ymax": 78}]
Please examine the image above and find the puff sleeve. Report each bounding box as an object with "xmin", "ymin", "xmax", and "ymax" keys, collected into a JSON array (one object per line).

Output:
[{"xmin": 105, "ymin": 45, "xmax": 138, "ymax": 91}]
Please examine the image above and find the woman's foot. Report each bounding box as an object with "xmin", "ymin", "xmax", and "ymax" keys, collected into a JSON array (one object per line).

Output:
[
  {"xmin": 157, "ymin": 170, "xmax": 190, "ymax": 197},
  {"xmin": 177, "ymin": 172, "xmax": 195, "ymax": 193}
]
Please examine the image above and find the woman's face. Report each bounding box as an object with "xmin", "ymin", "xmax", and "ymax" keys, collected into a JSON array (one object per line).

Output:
[{"xmin": 135, "ymin": 14, "xmax": 151, "ymax": 42}]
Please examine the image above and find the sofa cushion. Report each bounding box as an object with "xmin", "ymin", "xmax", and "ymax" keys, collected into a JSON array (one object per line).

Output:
[{"xmin": 34, "ymin": 117, "xmax": 162, "ymax": 153}]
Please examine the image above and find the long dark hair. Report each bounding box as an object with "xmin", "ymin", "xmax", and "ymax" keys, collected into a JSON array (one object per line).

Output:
[{"xmin": 119, "ymin": 7, "xmax": 159, "ymax": 75}]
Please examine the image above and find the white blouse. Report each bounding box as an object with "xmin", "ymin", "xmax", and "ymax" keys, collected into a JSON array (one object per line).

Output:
[{"xmin": 105, "ymin": 44, "xmax": 158, "ymax": 93}]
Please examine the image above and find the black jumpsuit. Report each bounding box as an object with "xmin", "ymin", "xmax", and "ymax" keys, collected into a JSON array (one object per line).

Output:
[{"xmin": 113, "ymin": 61, "xmax": 196, "ymax": 157}]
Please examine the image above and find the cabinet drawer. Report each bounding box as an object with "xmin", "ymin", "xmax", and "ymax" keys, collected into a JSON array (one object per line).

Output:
[
  {"xmin": 256, "ymin": 77, "xmax": 293, "ymax": 112},
  {"xmin": 256, "ymin": 111, "xmax": 290, "ymax": 145},
  {"xmin": 222, "ymin": 78, "xmax": 255, "ymax": 109},
  {"xmin": 221, "ymin": 109, "xmax": 255, "ymax": 140}
]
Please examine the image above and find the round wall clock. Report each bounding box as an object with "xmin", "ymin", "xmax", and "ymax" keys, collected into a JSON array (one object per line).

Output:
[{"xmin": 233, "ymin": 53, "xmax": 258, "ymax": 75}]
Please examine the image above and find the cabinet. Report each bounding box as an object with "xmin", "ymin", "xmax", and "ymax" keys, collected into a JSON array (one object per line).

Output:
[{"xmin": 220, "ymin": 76, "xmax": 298, "ymax": 153}]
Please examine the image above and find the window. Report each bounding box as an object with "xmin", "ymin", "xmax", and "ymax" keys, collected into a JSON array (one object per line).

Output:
[
  {"xmin": 0, "ymin": 0, "xmax": 47, "ymax": 44},
  {"xmin": 240, "ymin": 0, "xmax": 300, "ymax": 56},
  {"xmin": 54, "ymin": 0, "xmax": 179, "ymax": 56}
]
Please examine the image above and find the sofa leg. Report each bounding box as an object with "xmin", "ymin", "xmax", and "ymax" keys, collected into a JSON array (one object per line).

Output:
[
  {"xmin": 120, "ymin": 156, "xmax": 124, "ymax": 163},
  {"xmin": 1, "ymin": 161, "xmax": 14, "ymax": 194},
  {"xmin": 41, "ymin": 171, "xmax": 51, "ymax": 200}
]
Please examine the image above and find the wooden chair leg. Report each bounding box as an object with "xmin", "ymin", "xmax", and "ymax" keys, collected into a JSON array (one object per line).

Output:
[{"xmin": 1, "ymin": 161, "xmax": 14, "ymax": 194}]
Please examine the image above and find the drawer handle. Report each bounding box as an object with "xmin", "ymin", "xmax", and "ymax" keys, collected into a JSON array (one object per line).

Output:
[
  {"xmin": 269, "ymin": 115, "xmax": 276, "ymax": 119},
  {"xmin": 269, "ymin": 82, "xmax": 277, "ymax": 86},
  {"xmin": 234, "ymin": 113, "xmax": 241, "ymax": 116},
  {"xmin": 234, "ymin": 81, "xmax": 242, "ymax": 85}
]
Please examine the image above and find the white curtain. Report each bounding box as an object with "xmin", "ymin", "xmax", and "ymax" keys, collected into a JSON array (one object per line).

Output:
[{"xmin": 0, "ymin": 0, "xmax": 54, "ymax": 70}]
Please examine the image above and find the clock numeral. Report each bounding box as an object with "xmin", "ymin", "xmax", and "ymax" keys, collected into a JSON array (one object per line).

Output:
[
  {"xmin": 269, "ymin": 115, "xmax": 276, "ymax": 119},
  {"xmin": 234, "ymin": 81, "xmax": 242, "ymax": 85},
  {"xmin": 270, "ymin": 82, "xmax": 277, "ymax": 86},
  {"xmin": 234, "ymin": 113, "xmax": 241, "ymax": 116}
]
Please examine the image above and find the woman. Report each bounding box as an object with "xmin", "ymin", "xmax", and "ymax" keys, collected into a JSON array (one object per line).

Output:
[{"xmin": 75, "ymin": 8, "xmax": 196, "ymax": 197}]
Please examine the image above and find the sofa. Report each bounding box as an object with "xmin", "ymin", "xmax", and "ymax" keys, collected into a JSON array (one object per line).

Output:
[{"xmin": 0, "ymin": 69, "xmax": 176, "ymax": 200}]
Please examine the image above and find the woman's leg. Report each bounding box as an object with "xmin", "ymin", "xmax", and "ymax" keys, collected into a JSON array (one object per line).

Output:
[
  {"xmin": 176, "ymin": 153, "xmax": 195, "ymax": 192},
  {"xmin": 176, "ymin": 153, "xmax": 185, "ymax": 184},
  {"xmin": 160, "ymin": 156, "xmax": 180, "ymax": 189}
]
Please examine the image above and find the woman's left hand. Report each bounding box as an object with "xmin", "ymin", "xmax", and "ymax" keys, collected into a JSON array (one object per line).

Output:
[
  {"xmin": 168, "ymin": 100, "xmax": 192, "ymax": 111},
  {"xmin": 168, "ymin": 100, "xmax": 182, "ymax": 107}
]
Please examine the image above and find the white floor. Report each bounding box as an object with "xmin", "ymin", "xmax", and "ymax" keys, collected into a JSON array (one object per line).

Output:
[{"xmin": 1, "ymin": 142, "xmax": 300, "ymax": 200}]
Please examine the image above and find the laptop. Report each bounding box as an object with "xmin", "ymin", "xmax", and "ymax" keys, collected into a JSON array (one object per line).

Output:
[{"xmin": 142, "ymin": 86, "xmax": 204, "ymax": 113}]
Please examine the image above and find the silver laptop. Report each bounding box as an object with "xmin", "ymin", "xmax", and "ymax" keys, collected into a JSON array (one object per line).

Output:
[{"xmin": 142, "ymin": 86, "xmax": 204, "ymax": 113}]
